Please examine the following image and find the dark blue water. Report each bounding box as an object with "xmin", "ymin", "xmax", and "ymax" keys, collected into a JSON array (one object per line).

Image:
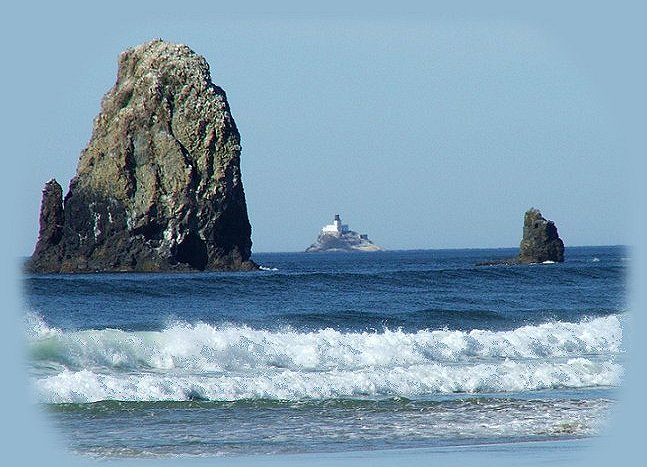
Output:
[
  {"xmin": 22, "ymin": 246, "xmax": 627, "ymax": 459},
  {"xmin": 24, "ymin": 247, "xmax": 625, "ymax": 333}
]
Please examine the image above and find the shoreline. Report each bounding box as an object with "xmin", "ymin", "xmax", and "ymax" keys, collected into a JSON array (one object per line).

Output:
[{"xmin": 97, "ymin": 438, "xmax": 597, "ymax": 466}]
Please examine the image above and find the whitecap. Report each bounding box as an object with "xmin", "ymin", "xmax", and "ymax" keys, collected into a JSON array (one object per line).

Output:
[
  {"xmin": 31, "ymin": 315, "xmax": 624, "ymax": 403},
  {"xmin": 24, "ymin": 311, "xmax": 62, "ymax": 340}
]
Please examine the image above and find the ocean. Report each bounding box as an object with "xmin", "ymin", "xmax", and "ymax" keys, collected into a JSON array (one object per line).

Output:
[{"xmin": 21, "ymin": 246, "xmax": 627, "ymax": 461}]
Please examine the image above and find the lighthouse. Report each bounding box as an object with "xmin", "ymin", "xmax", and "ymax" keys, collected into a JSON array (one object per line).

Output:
[
  {"xmin": 321, "ymin": 214, "xmax": 349, "ymax": 237},
  {"xmin": 306, "ymin": 214, "xmax": 384, "ymax": 252}
]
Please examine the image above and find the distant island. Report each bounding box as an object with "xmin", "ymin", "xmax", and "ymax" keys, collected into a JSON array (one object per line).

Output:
[{"xmin": 306, "ymin": 215, "xmax": 384, "ymax": 252}]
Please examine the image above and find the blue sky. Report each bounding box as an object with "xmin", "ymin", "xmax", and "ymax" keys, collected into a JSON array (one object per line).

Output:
[{"xmin": 5, "ymin": 2, "xmax": 640, "ymax": 255}]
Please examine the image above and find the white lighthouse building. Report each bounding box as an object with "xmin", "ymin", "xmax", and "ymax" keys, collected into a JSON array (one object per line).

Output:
[
  {"xmin": 306, "ymin": 213, "xmax": 383, "ymax": 252},
  {"xmin": 321, "ymin": 214, "xmax": 349, "ymax": 237}
]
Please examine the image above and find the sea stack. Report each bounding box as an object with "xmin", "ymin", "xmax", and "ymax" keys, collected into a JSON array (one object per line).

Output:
[
  {"xmin": 517, "ymin": 208, "xmax": 565, "ymax": 263},
  {"xmin": 306, "ymin": 214, "xmax": 384, "ymax": 252},
  {"xmin": 27, "ymin": 40, "xmax": 255, "ymax": 272},
  {"xmin": 477, "ymin": 208, "xmax": 564, "ymax": 265}
]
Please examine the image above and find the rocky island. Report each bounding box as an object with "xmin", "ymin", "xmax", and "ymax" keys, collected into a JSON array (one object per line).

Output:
[
  {"xmin": 26, "ymin": 40, "xmax": 256, "ymax": 272},
  {"xmin": 478, "ymin": 208, "xmax": 565, "ymax": 265},
  {"xmin": 306, "ymin": 215, "xmax": 383, "ymax": 252}
]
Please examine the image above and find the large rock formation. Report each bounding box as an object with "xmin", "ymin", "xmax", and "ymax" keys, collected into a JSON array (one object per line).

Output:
[
  {"xmin": 27, "ymin": 40, "xmax": 256, "ymax": 272},
  {"xmin": 477, "ymin": 208, "xmax": 564, "ymax": 265}
]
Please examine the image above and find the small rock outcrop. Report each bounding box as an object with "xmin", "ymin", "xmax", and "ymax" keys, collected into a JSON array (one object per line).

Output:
[
  {"xmin": 517, "ymin": 208, "xmax": 565, "ymax": 263},
  {"xmin": 477, "ymin": 208, "xmax": 564, "ymax": 265},
  {"xmin": 30, "ymin": 180, "xmax": 65, "ymax": 268},
  {"xmin": 27, "ymin": 40, "xmax": 256, "ymax": 273},
  {"xmin": 306, "ymin": 214, "xmax": 383, "ymax": 252}
]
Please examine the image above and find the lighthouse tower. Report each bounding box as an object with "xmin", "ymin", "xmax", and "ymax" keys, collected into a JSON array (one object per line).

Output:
[{"xmin": 321, "ymin": 214, "xmax": 349, "ymax": 236}]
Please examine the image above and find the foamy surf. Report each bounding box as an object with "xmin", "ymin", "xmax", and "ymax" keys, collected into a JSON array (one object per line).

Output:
[
  {"xmin": 37, "ymin": 357, "xmax": 621, "ymax": 404},
  {"xmin": 29, "ymin": 315, "xmax": 623, "ymax": 403}
]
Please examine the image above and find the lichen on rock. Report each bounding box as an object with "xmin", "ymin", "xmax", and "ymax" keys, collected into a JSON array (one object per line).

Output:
[{"xmin": 27, "ymin": 39, "xmax": 255, "ymax": 272}]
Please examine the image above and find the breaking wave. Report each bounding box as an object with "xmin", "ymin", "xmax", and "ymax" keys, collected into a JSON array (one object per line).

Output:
[{"xmin": 28, "ymin": 314, "xmax": 623, "ymax": 403}]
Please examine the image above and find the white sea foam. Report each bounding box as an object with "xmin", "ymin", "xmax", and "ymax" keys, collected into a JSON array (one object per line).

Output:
[
  {"xmin": 29, "ymin": 315, "xmax": 623, "ymax": 370},
  {"xmin": 29, "ymin": 315, "xmax": 623, "ymax": 403},
  {"xmin": 36, "ymin": 357, "xmax": 622, "ymax": 403}
]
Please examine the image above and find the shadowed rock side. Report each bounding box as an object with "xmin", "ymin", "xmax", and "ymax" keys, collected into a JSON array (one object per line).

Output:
[
  {"xmin": 518, "ymin": 208, "xmax": 565, "ymax": 263},
  {"xmin": 477, "ymin": 208, "xmax": 565, "ymax": 266},
  {"xmin": 27, "ymin": 40, "xmax": 256, "ymax": 273},
  {"xmin": 30, "ymin": 179, "xmax": 65, "ymax": 270}
]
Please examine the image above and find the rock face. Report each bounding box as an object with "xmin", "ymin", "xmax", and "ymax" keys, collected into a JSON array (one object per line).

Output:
[
  {"xmin": 31, "ymin": 179, "xmax": 65, "ymax": 266},
  {"xmin": 477, "ymin": 208, "xmax": 564, "ymax": 265},
  {"xmin": 306, "ymin": 215, "xmax": 383, "ymax": 252},
  {"xmin": 517, "ymin": 208, "xmax": 565, "ymax": 263},
  {"xmin": 27, "ymin": 40, "xmax": 255, "ymax": 273}
]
